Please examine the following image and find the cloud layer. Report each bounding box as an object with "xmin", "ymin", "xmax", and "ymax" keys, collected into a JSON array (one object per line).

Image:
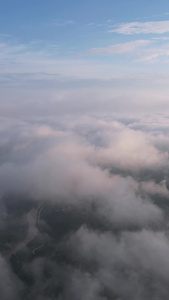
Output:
[{"xmin": 1, "ymin": 114, "xmax": 169, "ymax": 299}]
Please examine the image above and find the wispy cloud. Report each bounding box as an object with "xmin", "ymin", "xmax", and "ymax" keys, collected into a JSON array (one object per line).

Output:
[
  {"xmin": 84, "ymin": 38, "xmax": 169, "ymax": 63},
  {"xmin": 109, "ymin": 21, "xmax": 169, "ymax": 34},
  {"xmin": 84, "ymin": 40, "xmax": 151, "ymax": 55},
  {"xmin": 152, "ymin": 37, "xmax": 169, "ymax": 40},
  {"xmin": 135, "ymin": 43, "xmax": 169, "ymax": 62},
  {"xmin": 0, "ymin": 42, "xmax": 129, "ymax": 81}
]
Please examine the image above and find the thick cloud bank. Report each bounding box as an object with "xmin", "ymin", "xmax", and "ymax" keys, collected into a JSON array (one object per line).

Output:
[{"xmin": 1, "ymin": 114, "xmax": 169, "ymax": 299}]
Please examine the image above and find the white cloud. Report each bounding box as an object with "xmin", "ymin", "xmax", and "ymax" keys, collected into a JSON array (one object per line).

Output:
[
  {"xmin": 2, "ymin": 114, "xmax": 169, "ymax": 298},
  {"xmin": 89, "ymin": 125, "xmax": 168, "ymax": 171},
  {"xmin": 110, "ymin": 21, "xmax": 169, "ymax": 35},
  {"xmin": 0, "ymin": 116, "xmax": 165, "ymax": 227}
]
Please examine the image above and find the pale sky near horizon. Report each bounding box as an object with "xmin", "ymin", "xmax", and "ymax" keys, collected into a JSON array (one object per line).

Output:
[{"xmin": 1, "ymin": 0, "xmax": 169, "ymax": 117}]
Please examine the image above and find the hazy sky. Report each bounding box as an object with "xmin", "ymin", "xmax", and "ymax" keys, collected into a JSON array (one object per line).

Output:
[{"xmin": 1, "ymin": 1, "xmax": 169, "ymax": 118}]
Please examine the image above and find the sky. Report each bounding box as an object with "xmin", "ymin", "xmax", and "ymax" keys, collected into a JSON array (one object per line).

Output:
[
  {"xmin": 1, "ymin": 0, "xmax": 169, "ymax": 118},
  {"xmin": 2, "ymin": 2, "xmax": 169, "ymax": 300}
]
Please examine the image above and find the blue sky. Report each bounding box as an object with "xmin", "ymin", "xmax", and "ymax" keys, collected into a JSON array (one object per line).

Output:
[
  {"xmin": 2, "ymin": 0, "xmax": 169, "ymax": 51},
  {"xmin": 1, "ymin": 0, "xmax": 169, "ymax": 117}
]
